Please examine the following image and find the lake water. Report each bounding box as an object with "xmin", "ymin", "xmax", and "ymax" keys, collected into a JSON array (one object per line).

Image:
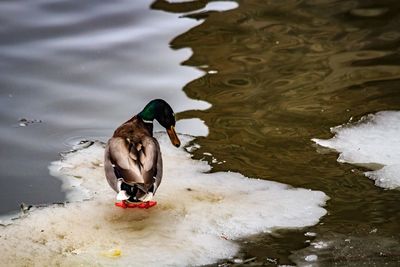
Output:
[{"xmin": 1, "ymin": 0, "xmax": 400, "ymax": 266}]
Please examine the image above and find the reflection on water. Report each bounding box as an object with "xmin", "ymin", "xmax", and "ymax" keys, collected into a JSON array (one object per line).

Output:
[
  {"xmin": 0, "ymin": 0, "xmax": 400, "ymax": 266},
  {"xmin": 158, "ymin": 0, "xmax": 400, "ymax": 265}
]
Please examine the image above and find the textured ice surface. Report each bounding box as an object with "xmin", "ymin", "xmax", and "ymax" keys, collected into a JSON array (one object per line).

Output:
[
  {"xmin": 0, "ymin": 134, "xmax": 327, "ymax": 267},
  {"xmin": 313, "ymin": 111, "xmax": 400, "ymax": 189}
]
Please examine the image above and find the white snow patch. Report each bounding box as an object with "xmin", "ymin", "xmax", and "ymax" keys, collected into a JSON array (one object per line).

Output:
[
  {"xmin": 0, "ymin": 134, "xmax": 327, "ymax": 267},
  {"xmin": 183, "ymin": 1, "xmax": 239, "ymax": 14},
  {"xmin": 311, "ymin": 241, "xmax": 329, "ymax": 249},
  {"xmin": 305, "ymin": 254, "xmax": 318, "ymax": 262},
  {"xmin": 312, "ymin": 111, "xmax": 400, "ymax": 189},
  {"xmin": 305, "ymin": 232, "xmax": 317, "ymax": 237},
  {"xmin": 365, "ymin": 164, "xmax": 400, "ymax": 189},
  {"xmin": 176, "ymin": 118, "xmax": 209, "ymax": 137}
]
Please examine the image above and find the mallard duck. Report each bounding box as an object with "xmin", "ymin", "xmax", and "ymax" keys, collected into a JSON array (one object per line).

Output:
[{"xmin": 104, "ymin": 99, "xmax": 180, "ymax": 204}]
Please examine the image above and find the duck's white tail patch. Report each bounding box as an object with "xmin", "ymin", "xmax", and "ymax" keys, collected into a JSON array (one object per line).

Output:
[
  {"xmin": 116, "ymin": 190, "xmax": 130, "ymax": 201},
  {"xmin": 139, "ymin": 192, "xmax": 154, "ymax": 202}
]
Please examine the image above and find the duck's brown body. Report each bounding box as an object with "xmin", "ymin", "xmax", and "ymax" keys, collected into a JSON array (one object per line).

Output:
[{"xmin": 104, "ymin": 116, "xmax": 162, "ymax": 201}]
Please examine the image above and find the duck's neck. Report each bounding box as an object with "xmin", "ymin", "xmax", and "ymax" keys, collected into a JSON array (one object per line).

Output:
[
  {"xmin": 136, "ymin": 114, "xmax": 154, "ymax": 136},
  {"xmin": 139, "ymin": 116, "xmax": 153, "ymax": 124},
  {"xmin": 138, "ymin": 102, "xmax": 156, "ymax": 123},
  {"xmin": 143, "ymin": 121, "xmax": 154, "ymax": 137}
]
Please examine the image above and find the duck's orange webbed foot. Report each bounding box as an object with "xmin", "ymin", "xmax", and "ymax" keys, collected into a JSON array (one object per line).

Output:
[{"xmin": 115, "ymin": 200, "xmax": 157, "ymax": 209}]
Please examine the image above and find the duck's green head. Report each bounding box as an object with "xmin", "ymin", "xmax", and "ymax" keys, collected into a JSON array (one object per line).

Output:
[{"xmin": 138, "ymin": 99, "xmax": 180, "ymax": 147}]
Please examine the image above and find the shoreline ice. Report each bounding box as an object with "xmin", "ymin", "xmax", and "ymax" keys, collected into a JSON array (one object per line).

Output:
[
  {"xmin": 313, "ymin": 111, "xmax": 400, "ymax": 189},
  {"xmin": 0, "ymin": 133, "xmax": 328, "ymax": 267}
]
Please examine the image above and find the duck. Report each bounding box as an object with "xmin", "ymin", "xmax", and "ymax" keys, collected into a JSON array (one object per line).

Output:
[{"xmin": 104, "ymin": 99, "xmax": 180, "ymax": 205}]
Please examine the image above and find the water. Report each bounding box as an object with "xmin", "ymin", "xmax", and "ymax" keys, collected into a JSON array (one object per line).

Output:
[
  {"xmin": 0, "ymin": 0, "xmax": 208, "ymax": 214},
  {"xmin": 1, "ymin": 0, "xmax": 400, "ymax": 266}
]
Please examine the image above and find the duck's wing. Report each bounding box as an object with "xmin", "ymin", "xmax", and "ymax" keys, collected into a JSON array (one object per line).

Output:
[
  {"xmin": 104, "ymin": 136, "xmax": 158, "ymax": 193},
  {"xmin": 152, "ymin": 139, "xmax": 163, "ymax": 194},
  {"xmin": 104, "ymin": 143, "xmax": 119, "ymax": 192}
]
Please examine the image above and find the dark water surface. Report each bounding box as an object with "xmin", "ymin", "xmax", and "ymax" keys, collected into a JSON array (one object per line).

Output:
[
  {"xmin": 1, "ymin": 0, "xmax": 400, "ymax": 266},
  {"xmin": 0, "ymin": 0, "xmax": 207, "ymax": 213}
]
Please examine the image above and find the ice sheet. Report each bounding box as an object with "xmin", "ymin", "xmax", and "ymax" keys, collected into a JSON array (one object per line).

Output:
[
  {"xmin": 313, "ymin": 111, "xmax": 400, "ymax": 189},
  {"xmin": 0, "ymin": 134, "xmax": 327, "ymax": 266}
]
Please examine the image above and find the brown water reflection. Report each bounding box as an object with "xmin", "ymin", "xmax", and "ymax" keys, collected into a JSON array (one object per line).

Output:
[{"xmin": 155, "ymin": 0, "xmax": 400, "ymax": 265}]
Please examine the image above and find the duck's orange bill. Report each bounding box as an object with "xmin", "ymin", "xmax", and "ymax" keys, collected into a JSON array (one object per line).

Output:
[{"xmin": 167, "ymin": 126, "xmax": 180, "ymax": 147}]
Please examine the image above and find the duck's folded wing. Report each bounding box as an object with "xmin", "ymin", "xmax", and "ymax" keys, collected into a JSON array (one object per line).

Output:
[
  {"xmin": 138, "ymin": 136, "xmax": 158, "ymax": 186},
  {"xmin": 108, "ymin": 137, "xmax": 157, "ymax": 188},
  {"xmin": 152, "ymin": 139, "xmax": 163, "ymax": 193},
  {"xmin": 104, "ymin": 143, "xmax": 119, "ymax": 192}
]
